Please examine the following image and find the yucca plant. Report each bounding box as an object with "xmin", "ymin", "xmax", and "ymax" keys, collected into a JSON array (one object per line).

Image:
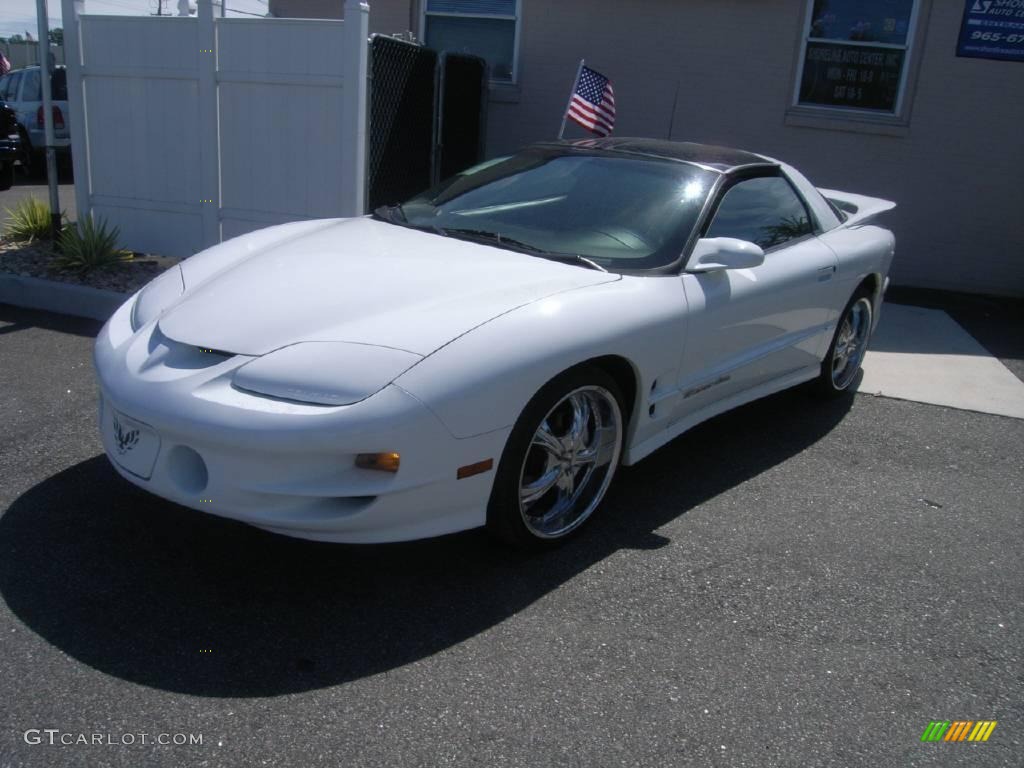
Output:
[
  {"xmin": 3, "ymin": 197, "xmax": 60, "ymax": 242},
  {"xmin": 54, "ymin": 216, "xmax": 131, "ymax": 273}
]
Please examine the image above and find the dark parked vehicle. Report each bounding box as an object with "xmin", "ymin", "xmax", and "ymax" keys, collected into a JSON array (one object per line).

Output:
[
  {"xmin": 0, "ymin": 65, "xmax": 70, "ymax": 177},
  {"xmin": 0, "ymin": 99, "xmax": 22, "ymax": 190}
]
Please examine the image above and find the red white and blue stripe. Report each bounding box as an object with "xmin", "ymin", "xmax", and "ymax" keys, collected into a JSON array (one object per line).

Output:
[{"xmin": 567, "ymin": 65, "xmax": 615, "ymax": 137}]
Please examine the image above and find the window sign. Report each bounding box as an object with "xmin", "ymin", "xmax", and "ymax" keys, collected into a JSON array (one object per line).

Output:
[
  {"xmin": 796, "ymin": 0, "xmax": 918, "ymax": 114},
  {"xmin": 424, "ymin": 0, "xmax": 520, "ymax": 83},
  {"xmin": 807, "ymin": 0, "xmax": 914, "ymax": 44},
  {"xmin": 956, "ymin": 0, "xmax": 1024, "ymax": 63}
]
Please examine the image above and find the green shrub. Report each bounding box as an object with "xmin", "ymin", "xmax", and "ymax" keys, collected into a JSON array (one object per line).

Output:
[
  {"xmin": 3, "ymin": 197, "xmax": 60, "ymax": 242},
  {"xmin": 54, "ymin": 216, "xmax": 130, "ymax": 273}
]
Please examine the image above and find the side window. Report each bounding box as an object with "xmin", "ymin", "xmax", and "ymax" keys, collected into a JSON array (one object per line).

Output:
[
  {"xmin": 0, "ymin": 76, "xmax": 8, "ymax": 101},
  {"xmin": 706, "ymin": 176, "xmax": 814, "ymax": 250},
  {"xmin": 21, "ymin": 69, "xmax": 41, "ymax": 102},
  {"xmin": 4, "ymin": 72, "xmax": 22, "ymax": 102}
]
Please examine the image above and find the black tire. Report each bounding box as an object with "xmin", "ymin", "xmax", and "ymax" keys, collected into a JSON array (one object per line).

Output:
[
  {"xmin": 0, "ymin": 161, "xmax": 13, "ymax": 191},
  {"xmin": 814, "ymin": 286, "xmax": 874, "ymax": 397},
  {"xmin": 486, "ymin": 365, "xmax": 626, "ymax": 549}
]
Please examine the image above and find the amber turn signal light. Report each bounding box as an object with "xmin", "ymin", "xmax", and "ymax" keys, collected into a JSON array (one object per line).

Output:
[
  {"xmin": 457, "ymin": 458, "xmax": 493, "ymax": 480},
  {"xmin": 355, "ymin": 452, "xmax": 401, "ymax": 472}
]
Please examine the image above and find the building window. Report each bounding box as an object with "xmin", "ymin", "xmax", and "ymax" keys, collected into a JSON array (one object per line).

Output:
[
  {"xmin": 422, "ymin": 0, "xmax": 520, "ymax": 83},
  {"xmin": 794, "ymin": 0, "xmax": 920, "ymax": 115}
]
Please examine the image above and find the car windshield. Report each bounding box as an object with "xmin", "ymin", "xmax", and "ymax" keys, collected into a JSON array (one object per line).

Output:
[{"xmin": 395, "ymin": 149, "xmax": 716, "ymax": 270}]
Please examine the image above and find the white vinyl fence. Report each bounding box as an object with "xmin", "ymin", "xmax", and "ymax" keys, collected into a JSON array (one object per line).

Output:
[{"xmin": 59, "ymin": 0, "xmax": 368, "ymax": 257}]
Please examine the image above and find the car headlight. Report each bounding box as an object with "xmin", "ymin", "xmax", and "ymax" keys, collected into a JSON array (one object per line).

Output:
[
  {"xmin": 130, "ymin": 266, "xmax": 185, "ymax": 331},
  {"xmin": 233, "ymin": 342, "xmax": 422, "ymax": 406}
]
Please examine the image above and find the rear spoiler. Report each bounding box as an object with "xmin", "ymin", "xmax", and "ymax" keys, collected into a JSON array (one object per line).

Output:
[{"xmin": 818, "ymin": 189, "xmax": 896, "ymax": 227}]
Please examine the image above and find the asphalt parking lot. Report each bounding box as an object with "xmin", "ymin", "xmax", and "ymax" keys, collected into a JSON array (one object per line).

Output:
[
  {"xmin": 0, "ymin": 303, "xmax": 1020, "ymax": 768},
  {"xmin": 0, "ymin": 168, "xmax": 76, "ymax": 227}
]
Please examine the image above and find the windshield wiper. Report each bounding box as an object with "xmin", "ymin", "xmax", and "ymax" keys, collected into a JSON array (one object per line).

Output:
[
  {"xmin": 372, "ymin": 216, "xmax": 608, "ymax": 272},
  {"xmin": 442, "ymin": 227, "xmax": 536, "ymax": 250},
  {"xmin": 372, "ymin": 204, "xmax": 407, "ymax": 223},
  {"xmin": 441, "ymin": 228, "xmax": 608, "ymax": 272},
  {"xmin": 569, "ymin": 255, "xmax": 608, "ymax": 272},
  {"xmin": 372, "ymin": 205, "xmax": 446, "ymax": 236}
]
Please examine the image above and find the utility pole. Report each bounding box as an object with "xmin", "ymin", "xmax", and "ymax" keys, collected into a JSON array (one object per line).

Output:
[{"xmin": 35, "ymin": 0, "xmax": 61, "ymax": 244}]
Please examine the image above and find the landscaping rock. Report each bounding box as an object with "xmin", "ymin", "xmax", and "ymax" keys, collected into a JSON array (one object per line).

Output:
[{"xmin": 0, "ymin": 239, "xmax": 177, "ymax": 294}]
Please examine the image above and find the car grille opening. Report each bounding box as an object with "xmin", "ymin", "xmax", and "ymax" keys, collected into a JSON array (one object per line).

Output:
[{"xmin": 195, "ymin": 346, "xmax": 233, "ymax": 359}]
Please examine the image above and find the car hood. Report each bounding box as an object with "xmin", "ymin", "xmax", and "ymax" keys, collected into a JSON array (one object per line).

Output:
[{"xmin": 158, "ymin": 217, "xmax": 620, "ymax": 356}]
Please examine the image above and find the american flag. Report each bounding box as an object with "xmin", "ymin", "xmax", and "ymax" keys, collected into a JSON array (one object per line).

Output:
[{"xmin": 567, "ymin": 65, "xmax": 615, "ymax": 137}]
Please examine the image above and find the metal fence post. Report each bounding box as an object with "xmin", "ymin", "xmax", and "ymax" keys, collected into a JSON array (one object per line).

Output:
[
  {"xmin": 341, "ymin": 0, "xmax": 369, "ymax": 216},
  {"xmin": 431, "ymin": 53, "xmax": 443, "ymax": 188},
  {"xmin": 60, "ymin": 0, "xmax": 90, "ymax": 231},
  {"xmin": 197, "ymin": 0, "xmax": 220, "ymax": 247},
  {"xmin": 35, "ymin": 0, "xmax": 62, "ymax": 242}
]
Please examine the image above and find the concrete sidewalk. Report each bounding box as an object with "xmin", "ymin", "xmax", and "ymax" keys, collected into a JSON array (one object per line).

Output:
[{"xmin": 858, "ymin": 303, "xmax": 1024, "ymax": 419}]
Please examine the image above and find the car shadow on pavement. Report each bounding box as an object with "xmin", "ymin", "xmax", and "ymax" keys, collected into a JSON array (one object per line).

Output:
[
  {"xmin": 0, "ymin": 387, "xmax": 852, "ymax": 698},
  {"xmin": 0, "ymin": 304, "xmax": 103, "ymax": 337}
]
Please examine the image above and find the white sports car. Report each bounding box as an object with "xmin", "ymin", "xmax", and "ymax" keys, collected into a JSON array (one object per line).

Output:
[{"xmin": 94, "ymin": 138, "xmax": 895, "ymax": 547}]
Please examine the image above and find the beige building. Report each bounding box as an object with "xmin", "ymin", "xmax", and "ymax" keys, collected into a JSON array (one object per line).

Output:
[{"xmin": 269, "ymin": 1, "xmax": 1024, "ymax": 297}]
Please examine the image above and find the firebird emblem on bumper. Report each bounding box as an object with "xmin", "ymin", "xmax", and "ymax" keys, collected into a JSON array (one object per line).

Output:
[{"xmin": 113, "ymin": 416, "xmax": 139, "ymax": 455}]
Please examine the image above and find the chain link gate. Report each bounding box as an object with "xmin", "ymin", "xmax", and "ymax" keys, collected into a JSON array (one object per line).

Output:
[
  {"xmin": 367, "ymin": 36, "xmax": 437, "ymax": 211},
  {"xmin": 367, "ymin": 36, "xmax": 488, "ymax": 211},
  {"xmin": 436, "ymin": 52, "xmax": 487, "ymax": 184}
]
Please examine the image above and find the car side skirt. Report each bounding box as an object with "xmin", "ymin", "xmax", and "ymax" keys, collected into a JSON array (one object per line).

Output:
[{"xmin": 624, "ymin": 365, "xmax": 820, "ymax": 465}]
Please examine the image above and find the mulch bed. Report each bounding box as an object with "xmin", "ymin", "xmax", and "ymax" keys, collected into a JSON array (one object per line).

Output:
[{"xmin": 0, "ymin": 239, "xmax": 178, "ymax": 294}]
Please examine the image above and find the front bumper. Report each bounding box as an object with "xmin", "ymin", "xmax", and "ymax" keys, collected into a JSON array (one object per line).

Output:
[
  {"xmin": 0, "ymin": 137, "xmax": 20, "ymax": 164},
  {"xmin": 94, "ymin": 298, "xmax": 508, "ymax": 543}
]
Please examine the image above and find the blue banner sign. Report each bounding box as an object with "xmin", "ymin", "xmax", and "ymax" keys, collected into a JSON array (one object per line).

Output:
[{"xmin": 957, "ymin": 0, "xmax": 1024, "ymax": 62}]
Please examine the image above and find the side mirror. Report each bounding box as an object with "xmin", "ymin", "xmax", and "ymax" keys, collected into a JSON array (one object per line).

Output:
[{"xmin": 686, "ymin": 237, "xmax": 765, "ymax": 273}]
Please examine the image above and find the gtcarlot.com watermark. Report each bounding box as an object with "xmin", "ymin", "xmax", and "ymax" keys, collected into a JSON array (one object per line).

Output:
[{"xmin": 24, "ymin": 729, "xmax": 202, "ymax": 747}]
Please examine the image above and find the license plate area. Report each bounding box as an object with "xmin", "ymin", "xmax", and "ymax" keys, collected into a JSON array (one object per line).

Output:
[{"xmin": 103, "ymin": 406, "xmax": 161, "ymax": 479}]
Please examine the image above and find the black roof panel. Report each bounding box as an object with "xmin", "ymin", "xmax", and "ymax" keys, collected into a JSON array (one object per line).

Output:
[{"xmin": 535, "ymin": 137, "xmax": 774, "ymax": 172}]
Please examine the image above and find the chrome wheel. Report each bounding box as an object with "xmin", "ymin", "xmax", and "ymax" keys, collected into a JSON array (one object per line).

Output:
[
  {"xmin": 831, "ymin": 296, "xmax": 872, "ymax": 390},
  {"xmin": 517, "ymin": 385, "xmax": 622, "ymax": 539}
]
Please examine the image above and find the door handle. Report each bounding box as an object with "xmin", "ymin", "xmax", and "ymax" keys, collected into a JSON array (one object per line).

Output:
[{"xmin": 817, "ymin": 265, "xmax": 836, "ymax": 281}]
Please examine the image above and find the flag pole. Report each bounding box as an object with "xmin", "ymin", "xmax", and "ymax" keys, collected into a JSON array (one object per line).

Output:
[
  {"xmin": 558, "ymin": 59, "xmax": 585, "ymax": 140},
  {"xmin": 666, "ymin": 79, "xmax": 680, "ymax": 140}
]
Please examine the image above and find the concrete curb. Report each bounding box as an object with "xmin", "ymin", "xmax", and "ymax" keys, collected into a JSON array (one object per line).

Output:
[{"xmin": 0, "ymin": 273, "xmax": 127, "ymax": 321}]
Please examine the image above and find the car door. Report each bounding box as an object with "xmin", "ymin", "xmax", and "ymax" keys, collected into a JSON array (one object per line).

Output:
[
  {"xmin": 673, "ymin": 171, "xmax": 838, "ymax": 421},
  {"xmin": 3, "ymin": 71, "xmax": 24, "ymax": 139},
  {"xmin": 3, "ymin": 71, "xmax": 21, "ymax": 105},
  {"xmin": 16, "ymin": 68, "xmax": 38, "ymax": 138}
]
